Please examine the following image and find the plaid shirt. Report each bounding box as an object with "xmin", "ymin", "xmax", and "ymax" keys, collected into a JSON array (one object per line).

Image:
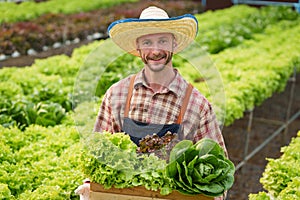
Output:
[{"xmin": 94, "ymin": 69, "xmax": 227, "ymax": 152}]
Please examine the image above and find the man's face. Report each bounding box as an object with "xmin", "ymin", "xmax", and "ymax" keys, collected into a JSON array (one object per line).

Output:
[{"xmin": 136, "ymin": 33, "xmax": 176, "ymax": 72}]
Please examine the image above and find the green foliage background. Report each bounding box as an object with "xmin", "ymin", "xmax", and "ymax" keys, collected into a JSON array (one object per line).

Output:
[{"xmin": 0, "ymin": 5, "xmax": 300, "ymax": 199}]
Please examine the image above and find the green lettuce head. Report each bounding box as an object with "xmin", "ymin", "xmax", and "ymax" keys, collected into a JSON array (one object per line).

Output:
[{"xmin": 166, "ymin": 138, "xmax": 235, "ymax": 197}]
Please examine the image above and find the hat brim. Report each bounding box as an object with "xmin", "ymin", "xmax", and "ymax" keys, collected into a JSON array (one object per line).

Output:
[{"xmin": 108, "ymin": 14, "xmax": 198, "ymax": 56}]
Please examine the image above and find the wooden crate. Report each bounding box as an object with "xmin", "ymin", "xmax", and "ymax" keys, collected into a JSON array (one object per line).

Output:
[{"xmin": 90, "ymin": 182, "xmax": 213, "ymax": 200}]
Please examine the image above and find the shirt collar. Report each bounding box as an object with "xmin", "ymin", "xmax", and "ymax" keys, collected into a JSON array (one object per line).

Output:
[{"xmin": 133, "ymin": 68, "xmax": 187, "ymax": 97}]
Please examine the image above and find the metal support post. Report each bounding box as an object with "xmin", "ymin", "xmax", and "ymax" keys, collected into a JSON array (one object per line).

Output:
[
  {"xmin": 235, "ymin": 110, "xmax": 300, "ymax": 171},
  {"xmin": 283, "ymin": 66, "xmax": 297, "ymax": 144},
  {"xmin": 242, "ymin": 110, "xmax": 254, "ymax": 172}
]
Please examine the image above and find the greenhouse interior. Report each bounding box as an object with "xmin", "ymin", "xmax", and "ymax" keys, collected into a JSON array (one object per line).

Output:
[{"xmin": 0, "ymin": 0, "xmax": 299, "ymax": 200}]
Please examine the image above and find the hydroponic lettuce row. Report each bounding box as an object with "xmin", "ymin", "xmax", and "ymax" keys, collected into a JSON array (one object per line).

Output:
[
  {"xmin": 0, "ymin": 0, "xmax": 138, "ymax": 24},
  {"xmin": 166, "ymin": 138, "xmax": 235, "ymax": 197},
  {"xmin": 0, "ymin": 0, "xmax": 200, "ymax": 56},
  {"xmin": 0, "ymin": 125, "xmax": 84, "ymax": 199},
  {"xmin": 249, "ymin": 131, "xmax": 300, "ymax": 200},
  {"xmin": 196, "ymin": 6, "xmax": 299, "ymax": 54}
]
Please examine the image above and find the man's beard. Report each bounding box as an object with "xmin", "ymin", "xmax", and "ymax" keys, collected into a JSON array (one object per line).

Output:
[{"xmin": 141, "ymin": 50, "xmax": 173, "ymax": 72}]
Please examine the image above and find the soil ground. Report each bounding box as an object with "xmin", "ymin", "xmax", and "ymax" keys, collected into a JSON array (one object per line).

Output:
[
  {"xmin": 223, "ymin": 72, "xmax": 300, "ymax": 199},
  {"xmin": 1, "ymin": 41, "xmax": 299, "ymax": 200}
]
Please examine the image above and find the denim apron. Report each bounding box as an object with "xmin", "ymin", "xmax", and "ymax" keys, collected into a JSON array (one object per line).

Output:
[{"xmin": 122, "ymin": 74, "xmax": 193, "ymax": 146}]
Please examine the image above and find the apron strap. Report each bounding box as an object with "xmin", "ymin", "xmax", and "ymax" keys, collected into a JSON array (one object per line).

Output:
[
  {"xmin": 124, "ymin": 74, "xmax": 136, "ymax": 117},
  {"xmin": 176, "ymin": 83, "xmax": 193, "ymax": 124},
  {"xmin": 124, "ymin": 74, "xmax": 194, "ymax": 123}
]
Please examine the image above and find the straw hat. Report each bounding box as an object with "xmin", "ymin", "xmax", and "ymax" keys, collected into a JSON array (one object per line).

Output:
[{"xmin": 107, "ymin": 6, "xmax": 198, "ymax": 56}]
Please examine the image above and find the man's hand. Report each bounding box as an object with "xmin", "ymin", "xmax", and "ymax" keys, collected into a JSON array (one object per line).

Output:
[{"xmin": 75, "ymin": 179, "xmax": 90, "ymax": 200}]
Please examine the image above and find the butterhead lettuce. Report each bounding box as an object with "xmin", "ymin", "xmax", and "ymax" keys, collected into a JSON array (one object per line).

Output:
[{"xmin": 166, "ymin": 138, "xmax": 235, "ymax": 197}]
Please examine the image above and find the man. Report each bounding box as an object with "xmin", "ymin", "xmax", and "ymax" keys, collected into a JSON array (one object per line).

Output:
[
  {"xmin": 94, "ymin": 6, "xmax": 226, "ymax": 151},
  {"xmin": 76, "ymin": 6, "xmax": 227, "ymax": 200}
]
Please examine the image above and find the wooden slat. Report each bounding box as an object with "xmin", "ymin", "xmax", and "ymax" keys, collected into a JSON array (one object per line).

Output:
[
  {"xmin": 90, "ymin": 183, "xmax": 214, "ymax": 200},
  {"xmin": 90, "ymin": 191, "xmax": 169, "ymax": 200}
]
